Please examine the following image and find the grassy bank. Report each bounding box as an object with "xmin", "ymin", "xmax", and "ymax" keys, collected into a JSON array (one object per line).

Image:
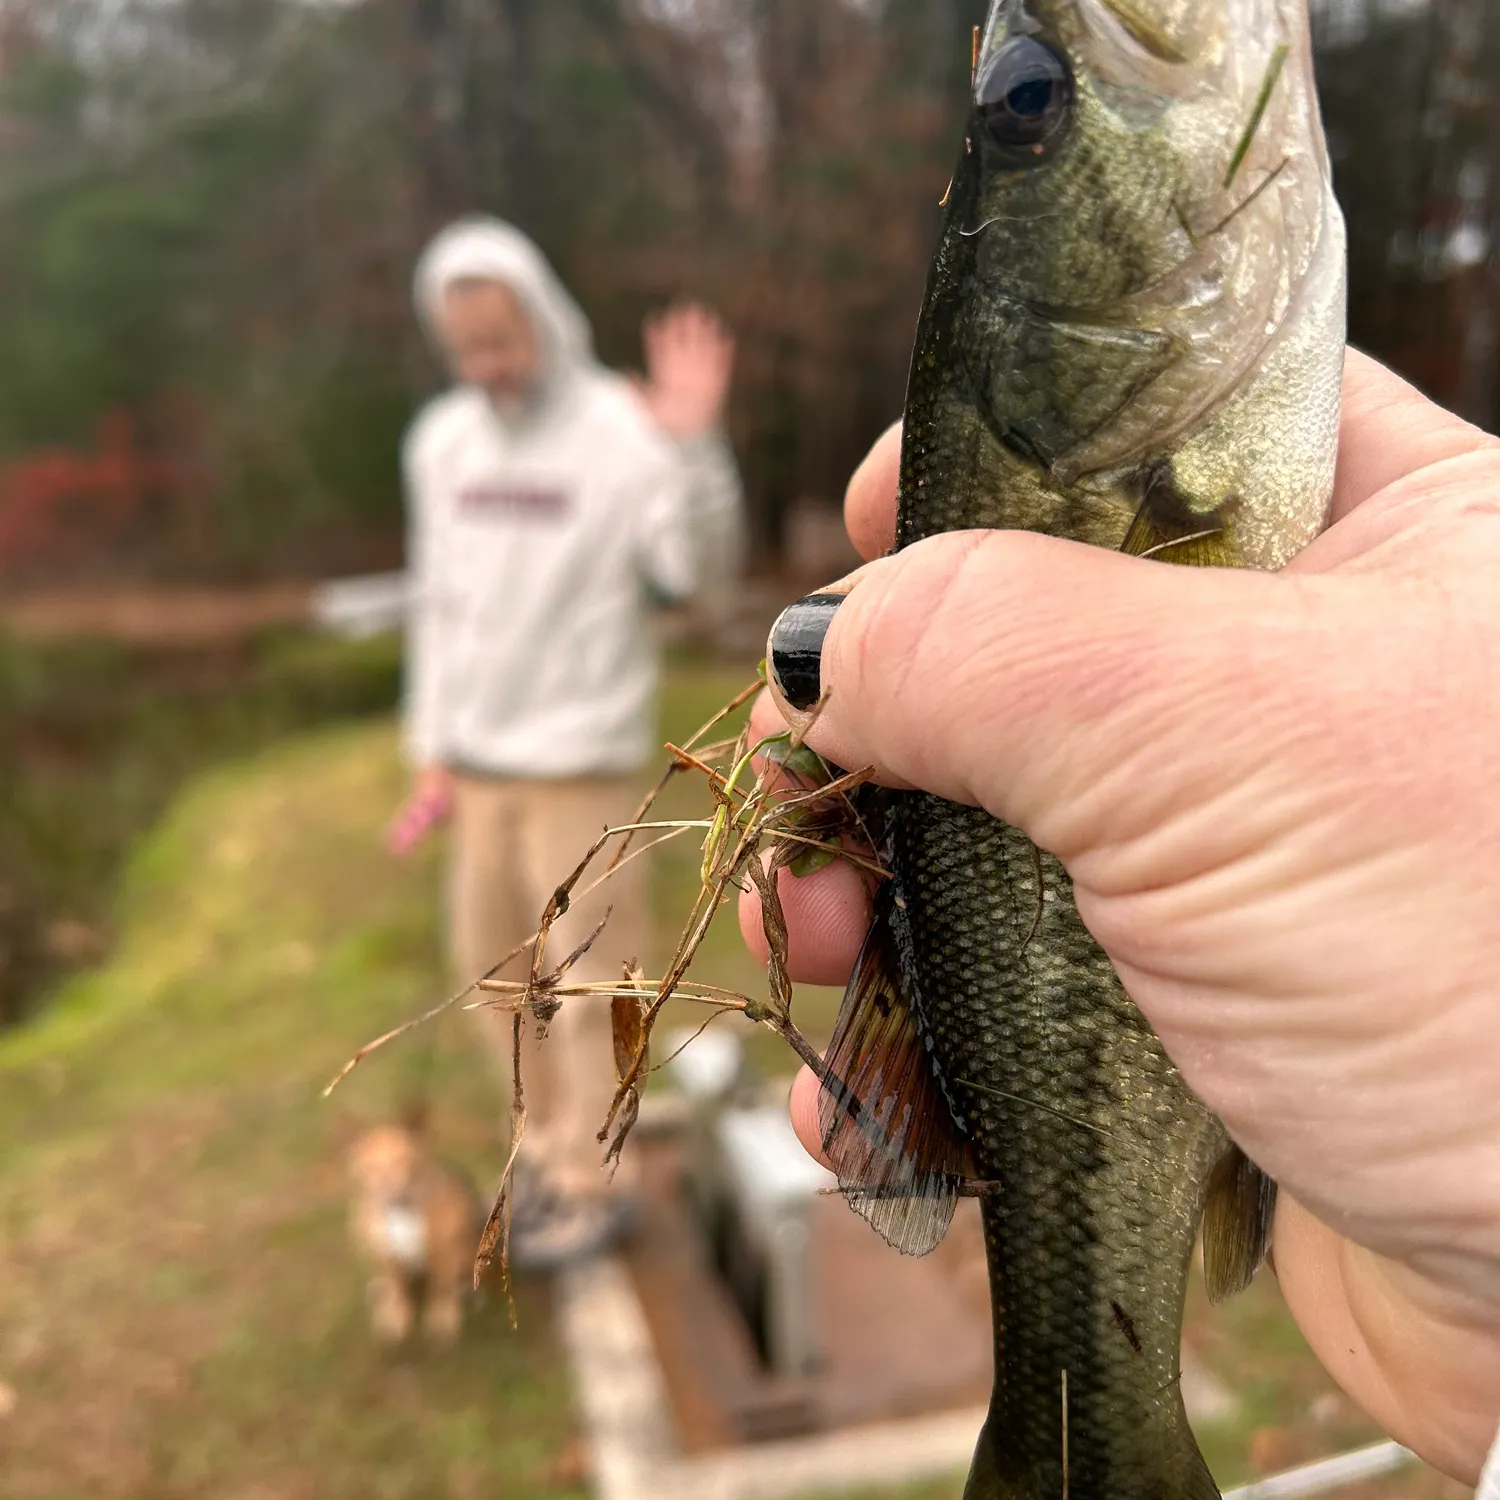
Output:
[
  {"xmin": 0, "ymin": 658, "xmax": 765, "ymax": 1500},
  {"xmin": 0, "ymin": 628, "xmax": 404, "ymax": 1027},
  {"xmin": 0, "ymin": 723, "xmax": 585, "ymax": 1499}
]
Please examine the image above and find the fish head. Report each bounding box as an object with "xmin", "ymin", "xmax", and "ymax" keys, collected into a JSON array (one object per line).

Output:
[
  {"xmin": 916, "ymin": 0, "xmax": 1345, "ymax": 531},
  {"xmin": 961, "ymin": 0, "xmax": 1333, "ymax": 310}
]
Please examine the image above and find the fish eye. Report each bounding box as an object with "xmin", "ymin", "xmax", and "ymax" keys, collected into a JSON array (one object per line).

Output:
[{"xmin": 975, "ymin": 37, "xmax": 1074, "ymax": 160}]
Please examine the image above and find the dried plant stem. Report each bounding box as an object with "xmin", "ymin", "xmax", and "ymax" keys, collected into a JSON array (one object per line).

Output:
[{"xmin": 333, "ymin": 675, "xmax": 884, "ymax": 1291}]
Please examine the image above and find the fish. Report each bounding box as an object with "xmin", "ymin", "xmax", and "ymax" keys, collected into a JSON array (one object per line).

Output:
[{"xmin": 815, "ymin": 3, "xmax": 1346, "ymax": 1498}]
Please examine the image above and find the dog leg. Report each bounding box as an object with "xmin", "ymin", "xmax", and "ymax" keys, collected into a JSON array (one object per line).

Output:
[
  {"xmin": 424, "ymin": 1281, "xmax": 463, "ymax": 1346},
  {"xmin": 368, "ymin": 1270, "xmax": 415, "ymax": 1344}
]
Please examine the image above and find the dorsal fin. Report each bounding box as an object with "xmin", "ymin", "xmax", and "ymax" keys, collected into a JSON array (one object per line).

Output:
[{"xmin": 817, "ymin": 880, "xmax": 970, "ymax": 1258}]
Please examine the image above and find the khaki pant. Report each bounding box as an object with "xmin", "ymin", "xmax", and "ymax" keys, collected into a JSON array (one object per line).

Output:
[{"xmin": 449, "ymin": 773, "xmax": 645, "ymax": 1197}]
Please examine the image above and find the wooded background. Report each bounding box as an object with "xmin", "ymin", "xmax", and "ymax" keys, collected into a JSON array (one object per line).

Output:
[{"xmin": 0, "ymin": 0, "xmax": 1494, "ymax": 580}]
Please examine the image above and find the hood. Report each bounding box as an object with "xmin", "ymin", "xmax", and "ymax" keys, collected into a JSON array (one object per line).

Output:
[{"xmin": 413, "ymin": 216, "xmax": 600, "ymax": 394}]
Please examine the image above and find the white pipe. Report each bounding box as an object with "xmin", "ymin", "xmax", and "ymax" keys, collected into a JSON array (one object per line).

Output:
[
  {"xmin": 1222, "ymin": 1441, "xmax": 1416, "ymax": 1500},
  {"xmin": 1478, "ymin": 1428, "xmax": 1500, "ymax": 1500}
]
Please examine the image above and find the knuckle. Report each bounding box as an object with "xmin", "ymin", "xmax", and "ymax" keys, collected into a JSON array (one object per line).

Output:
[{"xmin": 831, "ymin": 533, "xmax": 1007, "ymax": 777}]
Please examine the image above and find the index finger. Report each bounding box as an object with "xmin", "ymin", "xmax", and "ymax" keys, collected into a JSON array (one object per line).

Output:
[
  {"xmin": 844, "ymin": 422, "xmax": 901, "ymax": 561},
  {"xmin": 841, "ymin": 351, "xmax": 1494, "ymax": 556}
]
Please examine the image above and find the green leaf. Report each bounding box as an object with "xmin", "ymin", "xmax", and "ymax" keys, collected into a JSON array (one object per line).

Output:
[
  {"xmin": 765, "ymin": 740, "xmax": 831, "ymax": 784},
  {"xmin": 789, "ymin": 839, "xmax": 840, "ymax": 878}
]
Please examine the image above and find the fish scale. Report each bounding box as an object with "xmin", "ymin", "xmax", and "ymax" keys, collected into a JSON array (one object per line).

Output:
[
  {"xmin": 896, "ymin": 797, "xmax": 1224, "ymax": 1499},
  {"xmin": 815, "ymin": 3, "xmax": 1345, "ymax": 1497}
]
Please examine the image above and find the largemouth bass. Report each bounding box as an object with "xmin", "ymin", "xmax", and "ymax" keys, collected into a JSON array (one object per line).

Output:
[{"xmin": 816, "ymin": 4, "xmax": 1346, "ymax": 1499}]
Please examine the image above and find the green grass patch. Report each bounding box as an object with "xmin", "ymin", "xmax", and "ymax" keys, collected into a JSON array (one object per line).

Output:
[
  {"xmin": 0, "ymin": 721, "xmax": 582, "ymax": 1499},
  {"xmin": 0, "ymin": 653, "xmax": 821, "ymax": 1500},
  {"xmin": 0, "ymin": 627, "xmax": 404, "ymax": 1027}
]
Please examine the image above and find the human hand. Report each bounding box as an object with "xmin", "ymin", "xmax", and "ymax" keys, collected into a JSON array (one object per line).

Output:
[
  {"xmin": 637, "ymin": 302, "xmax": 735, "ymax": 441},
  {"xmin": 386, "ymin": 765, "xmax": 453, "ymax": 857},
  {"xmin": 740, "ymin": 351, "xmax": 1500, "ymax": 1481}
]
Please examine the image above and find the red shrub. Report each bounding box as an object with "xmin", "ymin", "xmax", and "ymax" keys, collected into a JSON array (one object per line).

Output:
[{"xmin": 0, "ymin": 413, "xmax": 178, "ymax": 574}]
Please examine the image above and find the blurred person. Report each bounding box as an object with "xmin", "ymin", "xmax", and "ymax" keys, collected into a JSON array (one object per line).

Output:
[{"xmin": 390, "ymin": 217, "xmax": 743, "ymax": 1270}]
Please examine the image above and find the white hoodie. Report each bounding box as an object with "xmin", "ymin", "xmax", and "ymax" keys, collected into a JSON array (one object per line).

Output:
[{"xmin": 403, "ymin": 218, "xmax": 745, "ymax": 778}]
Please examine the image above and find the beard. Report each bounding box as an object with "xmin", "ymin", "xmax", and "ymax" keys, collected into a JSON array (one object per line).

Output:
[{"xmin": 482, "ymin": 379, "xmax": 540, "ymax": 423}]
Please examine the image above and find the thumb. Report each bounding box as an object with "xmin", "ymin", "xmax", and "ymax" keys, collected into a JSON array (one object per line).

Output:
[{"xmin": 766, "ymin": 529, "xmax": 1358, "ymax": 878}]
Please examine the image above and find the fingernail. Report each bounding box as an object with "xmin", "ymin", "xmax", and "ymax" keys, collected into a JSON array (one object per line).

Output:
[{"xmin": 769, "ymin": 592, "xmax": 847, "ymax": 711}]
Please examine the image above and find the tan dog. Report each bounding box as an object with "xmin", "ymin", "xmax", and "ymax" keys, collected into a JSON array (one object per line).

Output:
[{"xmin": 348, "ymin": 1119, "xmax": 481, "ymax": 1346}]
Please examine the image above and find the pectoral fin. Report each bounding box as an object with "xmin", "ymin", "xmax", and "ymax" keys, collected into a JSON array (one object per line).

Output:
[
  {"xmin": 818, "ymin": 881, "xmax": 970, "ymax": 1258},
  {"xmin": 1122, "ymin": 464, "xmax": 1244, "ymax": 568},
  {"xmin": 1202, "ymin": 1144, "xmax": 1278, "ymax": 1303}
]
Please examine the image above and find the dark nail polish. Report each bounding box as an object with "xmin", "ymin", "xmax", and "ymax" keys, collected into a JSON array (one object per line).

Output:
[{"xmin": 769, "ymin": 592, "xmax": 846, "ymax": 711}]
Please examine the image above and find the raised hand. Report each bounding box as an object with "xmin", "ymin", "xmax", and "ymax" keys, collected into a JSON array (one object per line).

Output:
[{"xmin": 637, "ymin": 302, "xmax": 736, "ymax": 442}]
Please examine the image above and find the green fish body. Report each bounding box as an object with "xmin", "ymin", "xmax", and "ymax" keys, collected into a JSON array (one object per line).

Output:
[{"xmin": 817, "ymin": 4, "xmax": 1346, "ymax": 1498}]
